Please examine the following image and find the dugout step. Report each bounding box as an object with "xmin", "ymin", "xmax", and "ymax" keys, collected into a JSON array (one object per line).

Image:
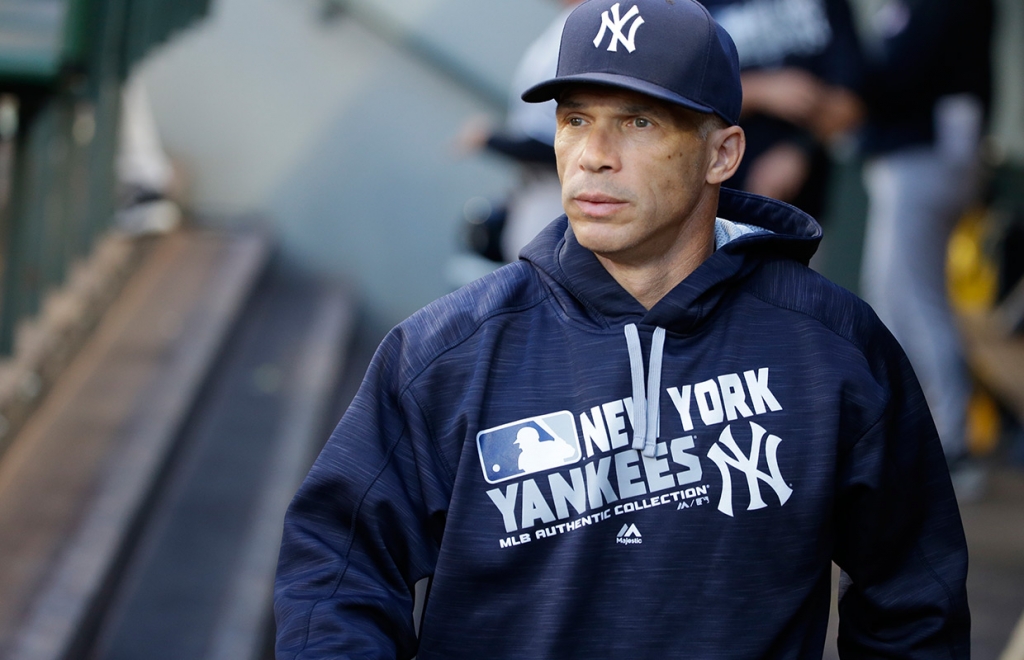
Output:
[{"xmin": 0, "ymin": 229, "xmax": 271, "ymax": 659}]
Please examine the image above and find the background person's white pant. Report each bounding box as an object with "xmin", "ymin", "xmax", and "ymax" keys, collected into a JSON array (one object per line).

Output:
[{"xmin": 860, "ymin": 96, "xmax": 984, "ymax": 461}]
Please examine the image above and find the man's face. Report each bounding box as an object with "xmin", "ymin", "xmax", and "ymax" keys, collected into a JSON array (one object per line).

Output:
[{"xmin": 555, "ymin": 86, "xmax": 717, "ymax": 264}]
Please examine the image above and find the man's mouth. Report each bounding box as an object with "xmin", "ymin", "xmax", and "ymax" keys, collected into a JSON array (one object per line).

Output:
[{"xmin": 573, "ymin": 193, "xmax": 628, "ymax": 218}]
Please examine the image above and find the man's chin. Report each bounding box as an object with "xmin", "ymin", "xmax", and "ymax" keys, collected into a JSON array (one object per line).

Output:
[{"xmin": 569, "ymin": 220, "xmax": 630, "ymax": 257}]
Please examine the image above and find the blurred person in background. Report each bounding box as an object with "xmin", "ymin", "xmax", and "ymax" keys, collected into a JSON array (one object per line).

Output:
[
  {"xmin": 458, "ymin": 0, "xmax": 584, "ymax": 263},
  {"xmin": 115, "ymin": 76, "xmax": 182, "ymax": 235},
  {"xmin": 702, "ymin": 0, "xmax": 865, "ymax": 218},
  {"xmin": 856, "ymin": 0, "xmax": 994, "ymax": 496}
]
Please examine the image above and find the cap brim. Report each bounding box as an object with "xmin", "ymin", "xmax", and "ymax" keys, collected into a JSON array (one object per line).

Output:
[{"xmin": 522, "ymin": 72, "xmax": 732, "ymax": 124}]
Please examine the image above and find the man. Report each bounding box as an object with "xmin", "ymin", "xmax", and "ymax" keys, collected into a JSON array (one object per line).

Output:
[
  {"xmin": 457, "ymin": 0, "xmax": 585, "ymax": 262},
  {"xmin": 856, "ymin": 0, "xmax": 994, "ymax": 497},
  {"xmin": 702, "ymin": 0, "xmax": 864, "ymax": 217},
  {"xmin": 274, "ymin": 1, "xmax": 969, "ymax": 658}
]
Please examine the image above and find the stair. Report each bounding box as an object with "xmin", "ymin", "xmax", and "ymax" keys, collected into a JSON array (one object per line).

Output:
[{"xmin": 0, "ymin": 228, "xmax": 357, "ymax": 660}]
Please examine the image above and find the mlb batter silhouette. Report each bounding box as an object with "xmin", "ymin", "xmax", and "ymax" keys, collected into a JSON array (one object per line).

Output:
[{"xmin": 514, "ymin": 426, "xmax": 576, "ymax": 473}]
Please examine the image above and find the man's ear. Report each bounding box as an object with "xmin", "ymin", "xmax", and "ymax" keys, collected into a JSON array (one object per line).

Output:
[{"xmin": 706, "ymin": 125, "xmax": 745, "ymax": 185}]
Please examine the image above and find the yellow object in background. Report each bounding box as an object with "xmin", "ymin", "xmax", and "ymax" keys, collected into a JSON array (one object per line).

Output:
[
  {"xmin": 968, "ymin": 386, "xmax": 1002, "ymax": 456},
  {"xmin": 948, "ymin": 208, "xmax": 1004, "ymax": 456},
  {"xmin": 948, "ymin": 207, "xmax": 1000, "ymax": 315}
]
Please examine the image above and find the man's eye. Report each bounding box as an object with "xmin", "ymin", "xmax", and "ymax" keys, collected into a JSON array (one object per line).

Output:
[
  {"xmin": 568, "ymin": 117, "xmax": 584, "ymax": 127},
  {"xmin": 633, "ymin": 117, "xmax": 651, "ymax": 128}
]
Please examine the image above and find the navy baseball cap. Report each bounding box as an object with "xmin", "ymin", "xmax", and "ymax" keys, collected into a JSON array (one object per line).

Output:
[{"xmin": 522, "ymin": 0, "xmax": 742, "ymax": 126}]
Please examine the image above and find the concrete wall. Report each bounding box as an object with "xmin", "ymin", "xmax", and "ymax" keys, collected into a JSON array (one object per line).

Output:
[{"xmin": 135, "ymin": 0, "xmax": 560, "ymax": 327}]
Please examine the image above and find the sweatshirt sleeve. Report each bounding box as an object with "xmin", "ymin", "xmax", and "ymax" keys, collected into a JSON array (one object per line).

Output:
[
  {"xmin": 832, "ymin": 337, "xmax": 970, "ymax": 658},
  {"xmin": 484, "ymin": 133, "xmax": 558, "ymax": 165},
  {"xmin": 274, "ymin": 332, "xmax": 453, "ymax": 660}
]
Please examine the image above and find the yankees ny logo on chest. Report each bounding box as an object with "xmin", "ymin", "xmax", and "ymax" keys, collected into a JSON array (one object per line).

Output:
[
  {"xmin": 707, "ymin": 421, "xmax": 792, "ymax": 517},
  {"xmin": 594, "ymin": 3, "xmax": 645, "ymax": 52}
]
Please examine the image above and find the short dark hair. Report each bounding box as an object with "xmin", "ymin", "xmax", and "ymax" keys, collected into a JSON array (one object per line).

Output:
[
  {"xmin": 698, "ymin": 113, "xmax": 729, "ymax": 140},
  {"xmin": 667, "ymin": 103, "xmax": 728, "ymax": 140}
]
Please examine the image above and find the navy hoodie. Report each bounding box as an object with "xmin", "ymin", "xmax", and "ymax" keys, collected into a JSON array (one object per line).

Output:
[{"xmin": 274, "ymin": 188, "xmax": 969, "ymax": 659}]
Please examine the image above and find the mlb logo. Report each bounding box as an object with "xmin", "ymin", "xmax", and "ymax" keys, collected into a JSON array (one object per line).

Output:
[{"xmin": 477, "ymin": 411, "xmax": 582, "ymax": 484}]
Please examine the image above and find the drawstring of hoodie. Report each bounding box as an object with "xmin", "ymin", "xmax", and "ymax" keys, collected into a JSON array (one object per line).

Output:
[{"xmin": 624, "ymin": 323, "xmax": 666, "ymax": 458}]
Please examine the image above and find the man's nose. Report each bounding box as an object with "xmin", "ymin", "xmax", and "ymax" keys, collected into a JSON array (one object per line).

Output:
[{"xmin": 578, "ymin": 125, "xmax": 620, "ymax": 172}]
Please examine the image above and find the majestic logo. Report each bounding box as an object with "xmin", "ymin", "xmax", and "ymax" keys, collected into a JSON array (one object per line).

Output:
[
  {"xmin": 593, "ymin": 3, "xmax": 645, "ymax": 53},
  {"xmin": 616, "ymin": 523, "xmax": 642, "ymax": 545},
  {"xmin": 477, "ymin": 411, "xmax": 582, "ymax": 485},
  {"xmin": 707, "ymin": 422, "xmax": 792, "ymax": 517}
]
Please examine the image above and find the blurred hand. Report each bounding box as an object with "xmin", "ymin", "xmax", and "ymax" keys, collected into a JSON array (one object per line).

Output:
[
  {"xmin": 741, "ymin": 69, "xmax": 825, "ymax": 127},
  {"xmin": 811, "ymin": 87, "xmax": 865, "ymax": 142},
  {"xmin": 453, "ymin": 115, "xmax": 493, "ymax": 156},
  {"xmin": 745, "ymin": 142, "xmax": 810, "ymax": 203}
]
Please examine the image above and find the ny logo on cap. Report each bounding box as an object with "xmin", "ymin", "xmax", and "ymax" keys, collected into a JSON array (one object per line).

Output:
[{"xmin": 593, "ymin": 3, "xmax": 645, "ymax": 53}]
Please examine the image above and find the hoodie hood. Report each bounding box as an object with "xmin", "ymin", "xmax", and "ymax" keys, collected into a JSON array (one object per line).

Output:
[{"xmin": 520, "ymin": 187, "xmax": 822, "ymax": 335}]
